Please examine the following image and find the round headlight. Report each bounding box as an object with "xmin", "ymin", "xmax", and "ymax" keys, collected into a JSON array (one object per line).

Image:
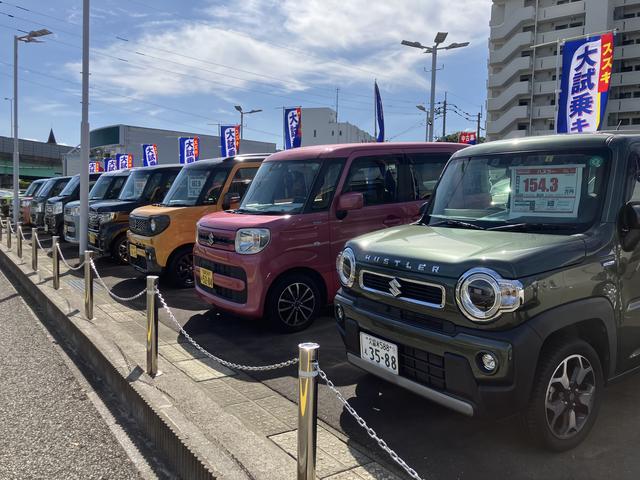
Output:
[
  {"xmin": 456, "ymin": 268, "xmax": 523, "ymax": 322},
  {"xmin": 337, "ymin": 247, "xmax": 356, "ymax": 288},
  {"xmin": 150, "ymin": 218, "xmax": 157, "ymax": 232}
]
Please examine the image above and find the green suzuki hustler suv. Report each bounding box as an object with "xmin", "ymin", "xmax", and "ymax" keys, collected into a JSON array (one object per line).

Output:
[{"xmin": 335, "ymin": 133, "xmax": 640, "ymax": 451}]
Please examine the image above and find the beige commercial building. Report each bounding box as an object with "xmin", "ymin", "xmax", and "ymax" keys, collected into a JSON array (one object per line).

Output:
[{"xmin": 487, "ymin": 0, "xmax": 640, "ymax": 140}]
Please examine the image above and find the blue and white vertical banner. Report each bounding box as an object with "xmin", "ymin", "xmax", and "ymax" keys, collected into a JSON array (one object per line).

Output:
[
  {"xmin": 89, "ymin": 161, "xmax": 103, "ymax": 173},
  {"xmin": 179, "ymin": 137, "xmax": 199, "ymax": 164},
  {"xmin": 142, "ymin": 144, "xmax": 158, "ymax": 167},
  {"xmin": 374, "ymin": 81, "xmax": 385, "ymax": 142},
  {"xmin": 116, "ymin": 153, "xmax": 133, "ymax": 170},
  {"xmin": 220, "ymin": 125, "xmax": 240, "ymax": 157},
  {"xmin": 557, "ymin": 32, "xmax": 614, "ymax": 134},
  {"xmin": 283, "ymin": 107, "xmax": 302, "ymax": 149},
  {"xmin": 105, "ymin": 157, "xmax": 118, "ymax": 172}
]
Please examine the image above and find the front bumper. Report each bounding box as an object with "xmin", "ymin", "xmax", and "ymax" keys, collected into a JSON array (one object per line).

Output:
[
  {"xmin": 335, "ymin": 290, "xmax": 541, "ymax": 418},
  {"xmin": 88, "ymin": 221, "xmax": 127, "ymax": 257},
  {"xmin": 44, "ymin": 212, "xmax": 63, "ymax": 235},
  {"xmin": 127, "ymin": 236, "xmax": 163, "ymax": 275},
  {"xmin": 31, "ymin": 211, "xmax": 45, "ymax": 227},
  {"xmin": 193, "ymin": 243, "xmax": 257, "ymax": 316},
  {"xmin": 64, "ymin": 214, "xmax": 79, "ymax": 243}
]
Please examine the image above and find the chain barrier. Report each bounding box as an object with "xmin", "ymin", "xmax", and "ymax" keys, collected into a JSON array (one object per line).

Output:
[
  {"xmin": 317, "ymin": 367, "xmax": 425, "ymax": 480},
  {"xmin": 156, "ymin": 288, "xmax": 298, "ymax": 371},
  {"xmin": 19, "ymin": 227, "xmax": 27, "ymax": 241},
  {"xmin": 7, "ymin": 222, "xmax": 15, "ymax": 234},
  {"xmin": 56, "ymin": 244, "xmax": 85, "ymax": 271},
  {"xmin": 35, "ymin": 233, "xmax": 49, "ymax": 253},
  {"xmin": 89, "ymin": 258, "xmax": 146, "ymax": 301}
]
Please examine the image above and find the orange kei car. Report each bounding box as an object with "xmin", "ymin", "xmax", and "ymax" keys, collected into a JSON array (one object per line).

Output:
[{"xmin": 127, "ymin": 153, "xmax": 266, "ymax": 287}]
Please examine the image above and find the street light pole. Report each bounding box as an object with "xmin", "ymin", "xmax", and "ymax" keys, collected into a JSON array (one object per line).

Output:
[
  {"xmin": 3, "ymin": 98, "xmax": 12, "ymax": 140},
  {"xmin": 12, "ymin": 29, "xmax": 52, "ymax": 226},
  {"xmin": 79, "ymin": 0, "xmax": 90, "ymax": 255},
  {"xmin": 234, "ymin": 105, "xmax": 262, "ymax": 154},
  {"xmin": 402, "ymin": 33, "xmax": 470, "ymax": 142}
]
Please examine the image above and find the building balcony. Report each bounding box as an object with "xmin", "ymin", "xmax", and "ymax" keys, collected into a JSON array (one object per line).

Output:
[
  {"xmin": 614, "ymin": 16, "xmax": 640, "ymax": 35},
  {"xmin": 538, "ymin": 1, "xmax": 586, "ymax": 22},
  {"xmin": 532, "ymin": 105, "xmax": 556, "ymax": 119},
  {"xmin": 607, "ymin": 98, "xmax": 640, "ymax": 113},
  {"xmin": 488, "ymin": 56, "xmax": 532, "ymax": 87},
  {"xmin": 503, "ymin": 130, "xmax": 528, "ymax": 139},
  {"xmin": 490, "ymin": 6, "xmax": 535, "ymax": 40},
  {"xmin": 612, "ymin": 71, "xmax": 640, "ymax": 87},
  {"xmin": 490, "ymin": 31, "xmax": 534, "ymax": 65},
  {"xmin": 535, "ymin": 54, "xmax": 560, "ymax": 72},
  {"xmin": 488, "ymin": 81, "xmax": 531, "ymax": 111},
  {"xmin": 487, "ymin": 105, "xmax": 529, "ymax": 136},
  {"xmin": 535, "ymin": 26, "xmax": 585, "ymax": 46},
  {"xmin": 615, "ymin": 43, "xmax": 640, "ymax": 61},
  {"xmin": 533, "ymin": 80, "xmax": 557, "ymax": 95}
]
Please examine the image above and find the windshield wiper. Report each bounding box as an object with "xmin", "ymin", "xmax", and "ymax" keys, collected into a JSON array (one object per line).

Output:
[
  {"xmin": 488, "ymin": 222, "xmax": 580, "ymax": 232},
  {"xmin": 430, "ymin": 219, "xmax": 486, "ymax": 230}
]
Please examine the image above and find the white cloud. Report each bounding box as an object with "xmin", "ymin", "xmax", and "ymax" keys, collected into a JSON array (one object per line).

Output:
[{"xmin": 65, "ymin": 0, "xmax": 490, "ymax": 104}]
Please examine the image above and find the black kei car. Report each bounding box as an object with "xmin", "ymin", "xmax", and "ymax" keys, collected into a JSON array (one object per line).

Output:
[
  {"xmin": 44, "ymin": 173, "xmax": 102, "ymax": 237},
  {"xmin": 30, "ymin": 176, "xmax": 72, "ymax": 228},
  {"xmin": 335, "ymin": 133, "xmax": 640, "ymax": 451},
  {"xmin": 88, "ymin": 164, "xmax": 181, "ymax": 263}
]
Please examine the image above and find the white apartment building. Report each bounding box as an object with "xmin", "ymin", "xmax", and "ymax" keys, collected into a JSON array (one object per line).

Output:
[
  {"xmin": 487, "ymin": 0, "xmax": 640, "ymax": 140},
  {"xmin": 300, "ymin": 108, "xmax": 374, "ymax": 146}
]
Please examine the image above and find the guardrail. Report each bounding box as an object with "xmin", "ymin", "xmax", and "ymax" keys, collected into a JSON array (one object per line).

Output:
[{"xmin": 0, "ymin": 217, "xmax": 425, "ymax": 480}]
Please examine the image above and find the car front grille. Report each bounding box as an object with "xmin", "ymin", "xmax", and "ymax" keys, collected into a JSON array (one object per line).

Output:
[
  {"xmin": 398, "ymin": 344, "xmax": 446, "ymax": 391},
  {"xmin": 130, "ymin": 216, "xmax": 150, "ymax": 235},
  {"xmin": 197, "ymin": 228, "xmax": 235, "ymax": 251},
  {"xmin": 360, "ymin": 270, "xmax": 444, "ymax": 308},
  {"xmin": 45, "ymin": 204, "xmax": 53, "ymax": 215},
  {"xmin": 194, "ymin": 256, "xmax": 246, "ymax": 303},
  {"xmin": 88, "ymin": 212, "xmax": 100, "ymax": 230}
]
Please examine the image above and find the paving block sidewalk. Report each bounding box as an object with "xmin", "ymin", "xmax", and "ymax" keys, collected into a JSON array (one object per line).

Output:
[{"xmin": 0, "ymin": 235, "xmax": 404, "ymax": 480}]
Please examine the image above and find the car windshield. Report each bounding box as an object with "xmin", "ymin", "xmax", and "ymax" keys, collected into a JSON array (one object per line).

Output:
[
  {"xmin": 59, "ymin": 176, "xmax": 80, "ymax": 197},
  {"xmin": 238, "ymin": 160, "xmax": 322, "ymax": 214},
  {"xmin": 35, "ymin": 179, "xmax": 57, "ymax": 198},
  {"xmin": 161, "ymin": 165, "xmax": 230, "ymax": 207},
  {"xmin": 119, "ymin": 170, "xmax": 163, "ymax": 201},
  {"xmin": 90, "ymin": 174, "xmax": 127, "ymax": 200},
  {"xmin": 426, "ymin": 149, "xmax": 610, "ymax": 233},
  {"xmin": 24, "ymin": 181, "xmax": 43, "ymax": 197}
]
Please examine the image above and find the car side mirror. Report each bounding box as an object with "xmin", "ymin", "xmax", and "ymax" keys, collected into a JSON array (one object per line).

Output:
[
  {"xmin": 222, "ymin": 192, "xmax": 241, "ymax": 210},
  {"xmin": 619, "ymin": 202, "xmax": 640, "ymax": 251},
  {"xmin": 336, "ymin": 192, "xmax": 363, "ymax": 212}
]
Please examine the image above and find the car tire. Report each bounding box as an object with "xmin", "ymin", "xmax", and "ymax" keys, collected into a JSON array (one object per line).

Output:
[
  {"xmin": 167, "ymin": 246, "xmax": 195, "ymax": 289},
  {"xmin": 111, "ymin": 233, "xmax": 128, "ymax": 265},
  {"xmin": 523, "ymin": 337, "xmax": 604, "ymax": 452},
  {"xmin": 266, "ymin": 273, "xmax": 321, "ymax": 332}
]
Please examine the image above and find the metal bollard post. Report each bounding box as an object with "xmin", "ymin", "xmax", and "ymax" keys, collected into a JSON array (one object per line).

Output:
[
  {"xmin": 6, "ymin": 220, "xmax": 11, "ymax": 249},
  {"xmin": 146, "ymin": 276, "xmax": 159, "ymax": 377},
  {"xmin": 297, "ymin": 342, "xmax": 319, "ymax": 480},
  {"xmin": 84, "ymin": 251, "xmax": 94, "ymax": 320},
  {"xmin": 52, "ymin": 236, "xmax": 60, "ymax": 289},
  {"xmin": 31, "ymin": 228, "xmax": 38, "ymax": 271},
  {"xmin": 0, "ymin": 217, "xmax": 3, "ymax": 244},
  {"xmin": 16, "ymin": 223, "xmax": 22, "ymax": 258}
]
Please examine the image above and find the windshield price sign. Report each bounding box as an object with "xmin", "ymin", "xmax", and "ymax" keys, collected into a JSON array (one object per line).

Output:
[
  {"xmin": 510, "ymin": 164, "xmax": 583, "ymax": 217},
  {"xmin": 188, "ymin": 175, "xmax": 206, "ymax": 198}
]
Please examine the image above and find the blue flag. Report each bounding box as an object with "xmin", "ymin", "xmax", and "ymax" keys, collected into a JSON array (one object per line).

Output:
[
  {"xmin": 142, "ymin": 144, "xmax": 158, "ymax": 166},
  {"xmin": 105, "ymin": 158, "xmax": 117, "ymax": 172},
  {"xmin": 179, "ymin": 137, "xmax": 200, "ymax": 164},
  {"xmin": 220, "ymin": 126, "xmax": 240, "ymax": 157},
  {"xmin": 283, "ymin": 107, "xmax": 302, "ymax": 149},
  {"xmin": 375, "ymin": 81, "xmax": 384, "ymax": 142}
]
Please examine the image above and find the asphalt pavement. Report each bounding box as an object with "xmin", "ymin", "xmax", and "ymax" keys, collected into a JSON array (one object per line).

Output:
[
  {"xmin": 54, "ymin": 239, "xmax": 640, "ymax": 480},
  {"xmin": 0, "ymin": 267, "xmax": 145, "ymax": 480}
]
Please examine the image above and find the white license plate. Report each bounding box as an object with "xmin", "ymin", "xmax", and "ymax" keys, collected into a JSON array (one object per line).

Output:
[{"xmin": 360, "ymin": 333, "xmax": 398, "ymax": 375}]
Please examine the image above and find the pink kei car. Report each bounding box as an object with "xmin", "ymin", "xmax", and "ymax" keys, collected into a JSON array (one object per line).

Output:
[{"xmin": 193, "ymin": 142, "xmax": 466, "ymax": 331}]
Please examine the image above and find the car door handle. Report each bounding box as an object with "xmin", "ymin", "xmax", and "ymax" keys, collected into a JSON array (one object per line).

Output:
[{"xmin": 384, "ymin": 216, "xmax": 403, "ymax": 226}]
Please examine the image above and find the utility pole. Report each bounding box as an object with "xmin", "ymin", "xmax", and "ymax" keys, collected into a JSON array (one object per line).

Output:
[
  {"xmin": 442, "ymin": 92, "xmax": 448, "ymax": 139},
  {"xmin": 79, "ymin": 0, "xmax": 90, "ymax": 255},
  {"xmin": 476, "ymin": 107, "xmax": 482, "ymax": 142},
  {"xmin": 335, "ymin": 87, "xmax": 339, "ymax": 123}
]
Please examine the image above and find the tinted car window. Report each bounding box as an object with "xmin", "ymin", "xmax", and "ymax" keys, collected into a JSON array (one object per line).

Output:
[
  {"xmin": 309, "ymin": 160, "xmax": 344, "ymax": 211},
  {"xmin": 344, "ymin": 156, "xmax": 400, "ymax": 206},
  {"xmin": 50, "ymin": 179, "xmax": 70, "ymax": 197},
  {"xmin": 226, "ymin": 167, "xmax": 259, "ymax": 198},
  {"xmin": 406, "ymin": 153, "xmax": 450, "ymax": 200}
]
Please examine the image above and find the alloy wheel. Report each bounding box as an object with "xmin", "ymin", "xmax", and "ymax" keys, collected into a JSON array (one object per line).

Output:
[
  {"xmin": 277, "ymin": 282, "xmax": 316, "ymax": 327},
  {"xmin": 545, "ymin": 354, "xmax": 595, "ymax": 440},
  {"xmin": 176, "ymin": 253, "xmax": 194, "ymax": 287},
  {"xmin": 118, "ymin": 241, "xmax": 128, "ymax": 263}
]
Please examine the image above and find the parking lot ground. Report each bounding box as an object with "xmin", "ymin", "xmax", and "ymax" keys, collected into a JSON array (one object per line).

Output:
[
  {"xmin": 38, "ymin": 238, "xmax": 640, "ymax": 479},
  {"xmin": 0, "ymin": 267, "xmax": 153, "ymax": 480}
]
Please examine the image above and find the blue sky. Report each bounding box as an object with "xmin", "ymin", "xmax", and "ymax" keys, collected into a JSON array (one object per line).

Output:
[{"xmin": 0, "ymin": 0, "xmax": 491, "ymax": 150}]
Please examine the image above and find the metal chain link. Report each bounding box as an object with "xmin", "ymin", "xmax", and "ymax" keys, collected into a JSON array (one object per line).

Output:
[
  {"xmin": 317, "ymin": 368, "xmax": 425, "ymax": 480},
  {"xmin": 56, "ymin": 244, "xmax": 85, "ymax": 271},
  {"xmin": 35, "ymin": 234, "xmax": 50, "ymax": 253},
  {"xmin": 90, "ymin": 258, "xmax": 146, "ymax": 301},
  {"xmin": 7, "ymin": 221, "xmax": 14, "ymax": 233},
  {"xmin": 156, "ymin": 288, "xmax": 298, "ymax": 371},
  {"xmin": 18, "ymin": 227, "xmax": 27, "ymax": 241}
]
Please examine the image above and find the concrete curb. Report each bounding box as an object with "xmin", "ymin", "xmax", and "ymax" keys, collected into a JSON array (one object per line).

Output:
[{"xmin": 0, "ymin": 247, "xmax": 220, "ymax": 480}]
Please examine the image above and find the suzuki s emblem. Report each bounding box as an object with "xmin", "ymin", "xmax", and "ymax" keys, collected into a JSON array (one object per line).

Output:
[
  {"xmin": 389, "ymin": 278, "xmax": 402, "ymax": 297},
  {"xmin": 207, "ymin": 232, "xmax": 215, "ymax": 246}
]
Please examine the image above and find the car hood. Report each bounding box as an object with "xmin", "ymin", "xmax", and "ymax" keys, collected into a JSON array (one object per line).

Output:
[
  {"xmin": 90, "ymin": 199, "xmax": 143, "ymax": 213},
  {"xmin": 349, "ymin": 224, "xmax": 587, "ymax": 279},
  {"xmin": 46, "ymin": 195, "xmax": 72, "ymax": 205},
  {"xmin": 131, "ymin": 205, "xmax": 187, "ymax": 217},
  {"xmin": 198, "ymin": 210, "xmax": 287, "ymax": 231}
]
